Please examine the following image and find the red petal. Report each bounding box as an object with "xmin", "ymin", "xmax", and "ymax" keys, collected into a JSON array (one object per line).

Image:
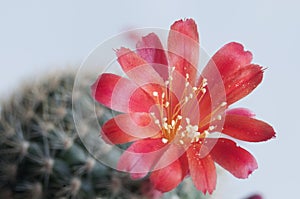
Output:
[
  {"xmin": 91, "ymin": 73, "xmax": 155, "ymax": 113},
  {"xmin": 168, "ymin": 18, "xmax": 199, "ymax": 84},
  {"xmin": 117, "ymin": 138, "xmax": 166, "ymax": 179},
  {"xmin": 224, "ymin": 64, "xmax": 263, "ymax": 105},
  {"xmin": 210, "ymin": 42, "xmax": 253, "ymax": 79},
  {"xmin": 186, "ymin": 143, "xmax": 216, "ymax": 194},
  {"xmin": 150, "ymin": 158, "xmax": 184, "ymax": 192},
  {"xmin": 101, "ymin": 113, "xmax": 160, "ymax": 144},
  {"xmin": 200, "ymin": 42, "xmax": 262, "ymax": 105},
  {"xmin": 136, "ymin": 33, "xmax": 169, "ymax": 80},
  {"xmin": 116, "ymin": 48, "xmax": 164, "ymax": 89},
  {"xmin": 222, "ymin": 114, "xmax": 276, "ymax": 142},
  {"xmin": 226, "ymin": 108, "xmax": 255, "ymax": 117},
  {"xmin": 210, "ymin": 138, "xmax": 258, "ymax": 178}
]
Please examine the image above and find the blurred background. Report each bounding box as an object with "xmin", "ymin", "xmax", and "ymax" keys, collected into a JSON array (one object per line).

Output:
[{"xmin": 0, "ymin": 0, "xmax": 299, "ymax": 198}]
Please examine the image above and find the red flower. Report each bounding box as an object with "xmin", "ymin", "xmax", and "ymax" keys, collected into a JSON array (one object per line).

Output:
[{"xmin": 91, "ymin": 19, "xmax": 275, "ymax": 194}]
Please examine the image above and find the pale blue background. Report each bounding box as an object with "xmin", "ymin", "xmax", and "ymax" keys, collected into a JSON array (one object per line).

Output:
[{"xmin": 1, "ymin": 1, "xmax": 299, "ymax": 198}]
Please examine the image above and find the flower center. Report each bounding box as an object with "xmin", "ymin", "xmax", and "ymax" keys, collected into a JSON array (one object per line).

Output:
[{"xmin": 149, "ymin": 67, "xmax": 226, "ymax": 145}]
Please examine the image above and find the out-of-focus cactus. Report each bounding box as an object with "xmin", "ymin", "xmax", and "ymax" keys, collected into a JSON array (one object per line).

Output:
[{"xmin": 0, "ymin": 71, "xmax": 206, "ymax": 199}]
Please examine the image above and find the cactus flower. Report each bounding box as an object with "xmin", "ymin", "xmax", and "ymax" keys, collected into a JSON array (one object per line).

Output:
[{"xmin": 92, "ymin": 18, "xmax": 275, "ymax": 194}]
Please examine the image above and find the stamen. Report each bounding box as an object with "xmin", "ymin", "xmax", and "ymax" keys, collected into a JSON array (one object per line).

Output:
[
  {"xmin": 185, "ymin": 118, "xmax": 190, "ymax": 124},
  {"xmin": 202, "ymin": 78, "xmax": 208, "ymax": 87},
  {"xmin": 203, "ymin": 130, "xmax": 210, "ymax": 136},
  {"xmin": 194, "ymin": 131, "xmax": 201, "ymax": 137},
  {"xmin": 153, "ymin": 91, "xmax": 158, "ymax": 97},
  {"xmin": 177, "ymin": 115, "xmax": 182, "ymax": 120},
  {"xmin": 162, "ymin": 138, "xmax": 168, "ymax": 144},
  {"xmin": 162, "ymin": 92, "xmax": 165, "ymax": 99},
  {"xmin": 185, "ymin": 96, "xmax": 189, "ymax": 103},
  {"xmin": 179, "ymin": 140, "xmax": 184, "ymax": 145},
  {"xmin": 192, "ymin": 86, "xmax": 198, "ymax": 91},
  {"xmin": 209, "ymin": 125, "xmax": 215, "ymax": 131},
  {"xmin": 171, "ymin": 120, "xmax": 176, "ymax": 127},
  {"xmin": 216, "ymin": 115, "xmax": 222, "ymax": 120},
  {"xmin": 192, "ymin": 125, "xmax": 199, "ymax": 132},
  {"xmin": 163, "ymin": 123, "xmax": 168, "ymax": 130},
  {"xmin": 221, "ymin": 102, "xmax": 227, "ymax": 107},
  {"xmin": 165, "ymin": 101, "xmax": 170, "ymax": 108}
]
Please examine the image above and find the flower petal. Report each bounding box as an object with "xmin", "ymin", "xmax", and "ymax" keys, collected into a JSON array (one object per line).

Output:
[
  {"xmin": 186, "ymin": 143, "xmax": 216, "ymax": 194},
  {"xmin": 222, "ymin": 114, "xmax": 276, "ymax": 142},
  {"xmin": 116, "ymin": 47, "xmax": 164, "ymax": 88},
  {"xmin": 117, "ymin": 138, "xmax": 166, "ymax": 179},
  {"xmin": 224, "ymin": 64, "xmax": 264, "ymax": 105},
  {"xmin": 210, "ymin": 42, "xmax": 253, "ymax": 79},
  {"xmin": 200, "ymin": 42, "xmax": 262, "ymax": 105},
  {"xmin": 168, "ymin": 18, "xmax": 199, "ymax": 83},
  {"xmin": 101, "ymin": 113, "xmax": 160, "ymax": 144},
  {"xmin": 150, "ymin": 158, "xmax": 185, "ymax": 192},
  {"xmin": 136, "ymin": 33, "xmax": 169, "ymax": 80},
  {"xmin": 91, "ymin": 73, "xmax": 155, "ymax": 113},
  {"xmin": 226, "ymin": 108, "xmax": 255, "ymax": 117},
  {"xmin": 210, "ymin": 138, "xmax": 258, "ymax": 179}
]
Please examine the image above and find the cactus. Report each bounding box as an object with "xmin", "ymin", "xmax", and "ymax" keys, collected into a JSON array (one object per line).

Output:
[{"xmin": 0, "ymin": 70, "xmax": 206, "ymax": 199}]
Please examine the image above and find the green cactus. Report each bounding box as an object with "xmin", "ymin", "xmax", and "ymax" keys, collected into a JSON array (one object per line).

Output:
[{"xmin": 0, "ymin": 70, "xmax": 207, "ymax": 199}]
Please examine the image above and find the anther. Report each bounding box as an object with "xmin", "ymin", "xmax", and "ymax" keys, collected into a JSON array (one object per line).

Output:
[
  {"xmin": 203, "ymin": 130, "xmax": 210, "ymax": 136},
  {"xmin": 192, "ymin": 125, "xmax": 199, "ymax": 131},
  {"xmin": 209, "ymin": 126, "xmax": 215, "ymax": 131},
  {"xmin": 221, "ymin": 102, "xmax": 227, "ymax": 107},
  {"xmin": 162, "ymin": 138, "xmax": 168, "ymax": 144},
  {"xmin": 195, "ymin": 131, "xmax": 201, "ymax": 137},
  {"xmin": 165, "ymin": 101, "xmax": 170, "ymax": 108},
  {"xmin": 202, "ymin": 78, "xmax": 208, "ymax": 87},
  {"xmin": 153, "ymin": 91, "xmax": 158, "ymax": 97},
  {"xmin": 171, "ymin": 120, "xmax": 176, "ymax": 127},
  {"xmin": 185, "ymin": 118, "xmax": 190, "ymax": 124},
  {"xmin": 185, "ymin": 96, "xmax": 189, "ymax": 103}
]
